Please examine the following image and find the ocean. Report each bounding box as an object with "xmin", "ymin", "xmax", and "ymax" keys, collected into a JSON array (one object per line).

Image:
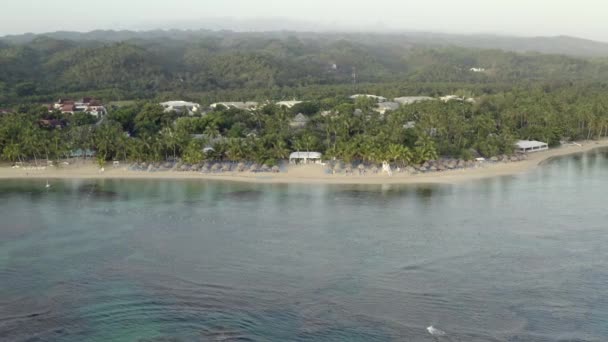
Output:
[{"xmin": 1, "ymin": 149, "xmax": 608, "ymax": 341}]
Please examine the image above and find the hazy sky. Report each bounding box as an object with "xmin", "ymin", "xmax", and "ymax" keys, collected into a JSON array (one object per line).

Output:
[{"xmin": 1, "ymin": 0, "xmax": 607, "ymax": 41}]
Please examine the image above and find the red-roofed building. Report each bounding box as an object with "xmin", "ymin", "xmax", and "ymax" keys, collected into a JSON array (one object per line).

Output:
[
  {"xmin": 61, "ymin": 104, "xmax": 76, "ymax": 114},
  {"xmin": 53, "ymin": 97, "xmax": 106, "ymax": 117}
]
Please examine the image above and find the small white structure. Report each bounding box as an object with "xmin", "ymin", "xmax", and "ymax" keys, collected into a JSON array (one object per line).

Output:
[
  {"xmin": 349, "ymin": 94, "xmax": 387, "ymax": 103},
  {"xmin": 160, "ymin": 101, "xmax": 201, "ymax": 115},
  {"xmin": 276, "ymin": 100, "xmax": 303, "ymax": 108},
  {"xmin": 440, "ymin": 95, "xmax": 476, "ymax": 103},
  {"xmin": 516, "ymin": 140, "xmax": 548, "ymax": 153},
  {"xmin": 382, "ymin": 161, "xmax": 393, "ymax": 176},
  {"xmin": 374, "ymin": 102, "xmax": 400, "ymax": 114},
  {"xmin": 290, "ymin": 113, "xmax": 309, "ymax": 128},
  {"xmin": 289, "ymin": 152, "xmax": 322, "ymax": 164},
  {"xmin": 440, "ymin": 95, "xmax": 462, "ymax": 102},
  {"xmin": 403, "ymin": 121, "xmax": 416, "ymax": 129},
  {"xmin": 470, "ymin": 67, "xmax": 486, "ymax": 73},
  {"xmin": 394, "ymin": 96, "xmax": 435, "ymax": 105}
]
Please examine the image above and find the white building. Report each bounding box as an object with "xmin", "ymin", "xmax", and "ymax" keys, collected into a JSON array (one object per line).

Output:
[
  {"xmin": 349, "ymin": 94, "xmax": 387, "ymax": 103},
  {"xmin": 210, "ymin": 102, "xmax": 258, "ymax": 111},
  {"xmin": 276, "ymin": 100, "xmax": 303, "ymax": 108},
  {"xmin": 374, "ymin": 102, "xmax": 400, "ymax": 114},
  {"xmin": 440, "ymin": 95, "xmax": 462, "ymax": 102},
  {"xmin": 160, "ymin": 101, "xmax": 201, "ymax": 115},
  {"xmin": 394, "ymin": 96, "xmax": 435, "ymax": 105},
  {"xmin": 290, "ymin": 113, "xmax": 309, "ymax": 129},
  {"xmin": 440, "ymin": 95, "xmax": 476, "ymax": 103},
  {"xmin": 516, "ymin": 140, "xmax": 549, "ymax": 153},
  {"xmin": 470, "ymin": 67, "xmax": 486, "ymax": 73},
  {"xmin": 289, "ymin": 151, "xmax": 322, "ymax": 164}
]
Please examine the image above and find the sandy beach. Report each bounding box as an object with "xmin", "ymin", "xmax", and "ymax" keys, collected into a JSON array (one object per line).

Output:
[{"xmin": 1, "ymin": 140, "xmax": 607, "ymax": 185}]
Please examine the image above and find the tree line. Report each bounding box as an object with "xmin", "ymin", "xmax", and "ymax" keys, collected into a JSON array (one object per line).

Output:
[{"xmin": 2, "ymin": 83, "xmax": 608, "ymax": 167}]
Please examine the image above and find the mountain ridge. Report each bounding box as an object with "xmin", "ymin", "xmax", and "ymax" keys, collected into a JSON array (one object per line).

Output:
[{"xmin": 2, "ymin": 29, "xmax": 608, "ymax": 58}]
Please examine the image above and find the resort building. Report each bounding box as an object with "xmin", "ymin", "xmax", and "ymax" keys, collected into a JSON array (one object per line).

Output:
[
  {"xmin": 289, "ymin": 151, "xmax": 322, "ymax": 164},
  {"xmin": 209, "ymin": 102, "xmax": 259, "ymax": 111},
  {"xmin": 276, "ymin": 100, "xmax": 303, "ymax": 108},
  {"xmin": 289, "ymin": 113, "xmax": 310, "ymax": 129},
  {"xmin": 394, "ymin": 96, "xmax": 435, "ymax": 105},
  {"xmin": 374, "ymin": 102, "xmax": 400, "ymax": 114},
  {"xmin": 160, "ymin": 101, "xmax": 201, "ymax": 115},
  {"xmin": 52, "ymin": 98, "xmax": 107, "ymax": 117},
  {"xmin": 349, "ymin": 94, "xmax": 387, "ymax": 103},
  {"xmin": 516, "ymin": 140, "xmax": 549, "ymax": 153}
]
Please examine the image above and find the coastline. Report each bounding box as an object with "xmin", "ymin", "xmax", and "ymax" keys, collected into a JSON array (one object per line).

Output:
[{"xmin": 1, "ymin": 140, "xmax": 607, "ymax": 185}]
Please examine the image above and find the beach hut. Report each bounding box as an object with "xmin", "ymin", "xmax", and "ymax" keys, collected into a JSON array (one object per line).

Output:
[
  {"xmin": 515, "ymin": 140, "xmax": 548, "ymax": 153},
  {"xmin": 289, "ymin": 152, "xmax": 322, "ymax": 164}
]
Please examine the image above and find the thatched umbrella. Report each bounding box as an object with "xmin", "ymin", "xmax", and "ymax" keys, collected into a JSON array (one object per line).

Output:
[
  {"xmin": 333, "ymin": 163, "xmax": 342, "ymax": 174},
  {"xmin": 201, "ymin": 165, "xmax": 210, "ymax": 173},
  {"xmin": 237, "ymin": 162, "xmax": 246, "ymax": 172},
  {"xmin": 357, "ymin": 163, "xmax": 365, "ymax": 175},
  {"xmin": 271, "ymin": 165, "xmax": 280, "ymax": 173},
  {"xmin": 261, "ymin": 164, "xmax": 270, "ymax": 172},
  {"xmin": 344, "ymin": 163, "xmax": 353, "ymax": 175},
  {"xmin": 221, "ymin": 163, "xmax": 231, "ymax": 172},
  {"xmin": 211, "ymin": 163, "xmax": 221, "ymax": 172},
  {"xmin": 249, "ymin": 164, "xmax": 259, "ymax": 172}
]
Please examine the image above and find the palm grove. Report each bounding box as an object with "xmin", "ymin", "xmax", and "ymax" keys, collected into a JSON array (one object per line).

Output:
[
  {"xmin": 1, "ymin": 31, "xmax": 608, "ymax": 167},
  {"xmin": 2, "ymin": 85, "xmax": 608, "ymax": 167}
]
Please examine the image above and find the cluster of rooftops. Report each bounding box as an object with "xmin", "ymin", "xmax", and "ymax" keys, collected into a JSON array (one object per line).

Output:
[
  {"xmin": 40, "ymin": 96, "xmax": 549, "ymax": 153},
  {"xmin": 160, "ymin": 94, "xmax": 476, "ymax": 117},
  {"xmin": 49, "ymin": 98, "xmax": 107, "ymax": 117}
]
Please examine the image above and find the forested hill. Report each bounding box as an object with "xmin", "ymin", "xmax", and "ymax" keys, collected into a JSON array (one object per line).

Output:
[
  {"xmin": 1, "ymin": 30, "xmax": 608, "ymax": 105},
  {"xmin": 4, "ymin": 30, "xmax": 608, "ymax": 57}
]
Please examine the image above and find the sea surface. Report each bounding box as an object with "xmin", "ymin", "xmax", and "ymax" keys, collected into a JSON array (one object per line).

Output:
[{"xmin": 1, "ymin": 150, "xmax": 608, "ymax": 342}]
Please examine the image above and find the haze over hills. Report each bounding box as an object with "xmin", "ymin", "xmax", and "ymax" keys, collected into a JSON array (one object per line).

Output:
[
  {"xmin": 2, "ymin": 26, "xmax": 608, "ymax": 105},
  {"xmin": 3, "ymin": 28, "xmax": 608, "ymax": 58}
]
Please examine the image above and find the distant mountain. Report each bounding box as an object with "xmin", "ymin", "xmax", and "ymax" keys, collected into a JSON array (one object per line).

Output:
[
  {"xmin": 399, "ymin": 32, "xmax": 608, "ymax": 58},
  {"xmin": 3, "ymin": 28, "xmax": 608, "ymax": 58},
  {"xmin": 2, "ymin": 28, "xmax": 608, "ymax": 105}
]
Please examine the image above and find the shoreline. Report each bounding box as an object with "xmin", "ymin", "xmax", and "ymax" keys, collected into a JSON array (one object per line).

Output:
[{"xmin": 1, "ymin": 140, "xmax": 607, "ymax": 185}]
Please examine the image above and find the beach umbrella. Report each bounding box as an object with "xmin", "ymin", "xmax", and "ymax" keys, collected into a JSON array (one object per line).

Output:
[
  {"xmin": 271, "ymin": 165, "xmax": 280, "ymax": 173},
  {"xmin": 211, "ymin": 163, "xmax": 221, "ymax": 172},
  {"xmin": 261, "ymin": 164, "xmax": 270, "ymax": 172},
  {"xmin": 201, "ymin": 165, "xmax": 210, "ymax": 173},
  {"xmin": 222, "ymin": 164, "xmax": 231, "ymax": 172},
  {"xmin": 249, "ymin": 164, "xmax": 259, "ymax": 172},
  {"xmin": 237, "ymin": 162, "xmax": 246, "ymax": 172}
]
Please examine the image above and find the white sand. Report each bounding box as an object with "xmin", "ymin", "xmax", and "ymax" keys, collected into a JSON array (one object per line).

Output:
[{"xmin": 1, "ymin": 140, "xmax": 607, "ymax": 185}]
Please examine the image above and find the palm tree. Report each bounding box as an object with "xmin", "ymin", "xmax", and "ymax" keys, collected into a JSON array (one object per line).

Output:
[
  {"xmin": 414, "ymin": 134, "xmax": 438, "ymax": 164},
  {"xmin": 2, "ymin": 143, "xmax": 21, "ymax": 163},
  {"xmin": 21, "ymin": 126, "xmax": 41, "ymax": 165},
  {"xmin": 271, "ymin": 139, "xmax": 289, "ymax": 160},
  {"xmin": 226, "ymin": 138, "xmax": 246, "ymax": 161}
]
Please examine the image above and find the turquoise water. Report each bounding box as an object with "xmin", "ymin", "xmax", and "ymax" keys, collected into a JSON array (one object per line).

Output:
[{"xmin": 1, "ymin": 150, "xmax": 608, "ymax": 341}]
